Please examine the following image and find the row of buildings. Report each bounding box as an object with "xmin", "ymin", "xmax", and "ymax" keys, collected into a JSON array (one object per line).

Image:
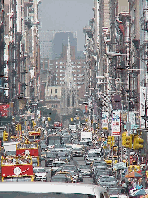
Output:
[
  {"xmin": 83, "ymin": 0, "xmax": 148, "ymax": 132},
  {"xmin": 0, "ymin": 0, "xmax": 148, "ymax": 132},
  {"xmin": 0, "ymin": 0, "xmax": 41, "ymax": 119},
  {"xmin": 0, "ymin": 0, "xmax": 88, "ymax": 125}
]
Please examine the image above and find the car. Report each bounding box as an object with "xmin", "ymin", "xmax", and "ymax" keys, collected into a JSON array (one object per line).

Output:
[
  {"xmin": 51, "ymin": 174, "xmax": 72, "ymax": 183},
  {"xmin": 93, "ymin": 171, "xmax": 110, "ymax": 185},
  {"xmin": 107, "ymin": 187, "xmax": 121, "ymax": 196},
  {"xmin": 51, "ymin": 160, "xmax": 66, "ymax": 176},
  {"xmin": 91, "ymin": 160, "xmax": 107, "ymax": 173},
  {"xmin": 61, "ymin": 165, "xmax": 79, "ymax": 183},
  {"xmin": 58, "ymin": 151, "xmax": 71, "ymax": 162},
  {"xmin": 33, "ymin": 167, "xmax": 47, "ymax": 182},
  {"xmin": 62, "ymin": 164, "xmax": 78, "ymax": 172},
  {"xmin": 78, "ymin": 164, "xmax": 92, "ymax": 177},
  {"xmin": 45, "ymin": 151, "xmax": 58, "ymax": 167},
  {"xmin": 55, "ymin": 171, "xmax": 73, "ymax": 182},
  {"xmin": 97, "ymin": 176, "xmax": 117, "ymax": 188},
  {"xmin": 104, "ymin": 156, "xmax": 118, "ymax": 166},
  {"xmin": 72, "ymin": 147, "xmax": 84, "ymax": 157},
  {"xmin": 85, "ymin": 152, "xmax": 102, "ymax": 165}
]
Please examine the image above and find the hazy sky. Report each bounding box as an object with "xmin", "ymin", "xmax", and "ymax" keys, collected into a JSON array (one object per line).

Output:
[{"xmin": 38, "ymin": 0, "xmax": 94, "ymax": 51}]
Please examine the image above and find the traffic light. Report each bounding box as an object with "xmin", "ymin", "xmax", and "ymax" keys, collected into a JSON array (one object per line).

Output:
[
  {"xmin": 111, "ymin": 136, "xmax": 115, "ymax": 146},
  {"xmin": 48, "ymin": 117, "xmax": 51, "ymax": 121},
  {"xmin": 107, "ymin": 136, "xmax": 115, "ymax": 147},
  {"xmin": 125, "ymin": 135, "xmax": 132, "ymax": 149},
  {"xmin": 19, "ymin": 124, "xmax": 21, "ymax": 131},
  {"xmin": 122, "ymin": 132, "xmax": 127, "ymax": 146},
  {"xmin": 16, "ymin": 124, "xmax": 18, "ymax": 131},
  {"xmin": 107, "ymin": 136, "xmax": 112, "ymax": 146},
  {"xmin": 32, "ymin": 121, "xmax": 36, "ymax": 128},
  {"xmin": 3, "ymin": 131, "xmax": 8, "ymax": 141},
  {"xmin": 133, "ymin": 135, "xmax": 144, "ymax": 150}
]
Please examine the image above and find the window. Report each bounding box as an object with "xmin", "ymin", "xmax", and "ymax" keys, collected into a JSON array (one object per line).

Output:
[
  {"xmin": 51, "ymin": 89, "xmax": 52, "ymax": 94},
  {"xmin": 55, "ymin": 89, "xmax": 57, "ymax": 93}
]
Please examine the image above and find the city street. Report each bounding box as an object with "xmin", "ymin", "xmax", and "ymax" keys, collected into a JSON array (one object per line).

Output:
[{"xmin": 0, "ymin": 0, "xmax": 148, "ymax": 198}]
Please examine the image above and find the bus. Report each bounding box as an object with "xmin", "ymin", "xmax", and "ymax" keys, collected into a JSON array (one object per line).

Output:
[
  {"xmin": 16, "ymin": 142, "xmax": 39, "ymax": 167},
  {"xmin": 1, "ymin": 156, "xmax": 34, "ymax": 182}
]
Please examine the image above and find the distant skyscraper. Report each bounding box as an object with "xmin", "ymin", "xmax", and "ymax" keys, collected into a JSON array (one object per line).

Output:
[
  {"xmin": 52, "ymin": 31, "xmax": 77, "ymax": 60},
  {"xmin": 39, "ymin": 30, "xmax": 54, "ymax": 59}
]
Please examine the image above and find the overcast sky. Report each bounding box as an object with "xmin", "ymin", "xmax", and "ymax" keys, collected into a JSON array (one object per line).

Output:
[{"xmin": 38, "ymin": 0, "xmax": 94, "ymax": 51}]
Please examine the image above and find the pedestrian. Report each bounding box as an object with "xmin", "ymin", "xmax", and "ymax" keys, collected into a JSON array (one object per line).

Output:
[{"xmin": 121, "ymin": 180, "xmax": 127, "ymax": 194}]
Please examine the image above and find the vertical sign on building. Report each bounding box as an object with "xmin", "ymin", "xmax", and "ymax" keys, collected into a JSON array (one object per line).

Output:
[
  {"xmin": 129, "ymin": 111, "xmax": 136, "ymax": 130},
  {"xmin": 140, "ymin": 87, "xmax": 146, "ymax": 127},
  {"xmin": 112, "ymin": 110, "xmax": 121, "ymax": 136},
  {"xmin": 102, "ymin": 112, "xmax": 109, "ymax": 130}
]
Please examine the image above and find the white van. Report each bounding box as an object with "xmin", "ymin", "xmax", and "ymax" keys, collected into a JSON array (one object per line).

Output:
[{"xmin": 0, "ymin": 182, "xmax": 109, "ymax": 198}]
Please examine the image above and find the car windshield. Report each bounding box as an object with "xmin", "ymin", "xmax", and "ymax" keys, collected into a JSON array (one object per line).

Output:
[
  {"xmin": 94, "ymin": 161, "xmax": 106, "ymax": 166},
  {"xmin": 88, "ymin": 153, "xmax": 100, "ymax": 157},
  {"xmin": 58, "ymin": 152, "xmax": 67, "ymax": 157},
  {"xmin": 100, "ymin": 177, "xmax": 116, "ymax": 182},
  {"xmin": 46, "ymin": 152, "xmax": 57, "ymax": 158},
  {"xmin": 78, "ymin": 165, "xmax": 90, "ymax": 169},
  {"xmin": 5, "ymin": 151, "xmax": 16, "ymax": 156},
  {"xmin": 107, "ymin": 188, "xmax": 121, "ymax": 195},
  {"xmin": 33, "ymin": 169, "xmax": 45, "ymax": 173},
  {"xmin": 53, "ymin": 163, "xmax": 65, "ymax": 167},
  {"xmin": 63, "ymin": 166, "xmax": 75, "ymax": 170},
  {"xmin": 0, "ymin": 192, "xmax": 97, "ymax": 198},
  {"xmin": 73, "ymin": 148, "xmax": 82, "ymax": 151}
]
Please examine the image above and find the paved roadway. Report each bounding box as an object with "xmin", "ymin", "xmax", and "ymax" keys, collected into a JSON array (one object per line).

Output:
[
  {"xmin": 40, "ymin": 156, "xmax": 93, "ymax": 184},
  {"xmin": 73, "ymin": 156, "xmax": 93, "ymax": 184}
]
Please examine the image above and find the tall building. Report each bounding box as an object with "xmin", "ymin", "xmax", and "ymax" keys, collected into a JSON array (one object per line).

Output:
[
  {"xmin": 39, "ymin": 30, "xmax": 53, "ymax": 59},
  {"xmin": 52, "ymin": 31, "xmax": 77, "ymax": 60},
  {"xmin": 43, "ymin": 34, "xmax": 87, "ymax": 116}
]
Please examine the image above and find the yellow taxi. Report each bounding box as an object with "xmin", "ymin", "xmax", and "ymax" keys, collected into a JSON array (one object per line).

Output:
[
  {"xmin": 105, "ymin": 156, "xmax": 118, "ymax": 165},
  {"xmin": 56, "ymin": 171, "xmax": 73, "ymax": 182}
]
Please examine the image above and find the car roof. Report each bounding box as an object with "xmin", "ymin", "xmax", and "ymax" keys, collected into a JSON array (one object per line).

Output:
[
  {"xmin": 33, "ymin": 167, "xmax": 45, "ymax": 169},
  {"xmin": 0, "ymin": 182, "xmax": 107, "ymax": 195}
]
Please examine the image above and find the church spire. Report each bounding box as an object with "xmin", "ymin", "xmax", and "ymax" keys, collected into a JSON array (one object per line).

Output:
[{"xmin": 67, "ymin": 36, "xmax": 71, "ymax": 67}]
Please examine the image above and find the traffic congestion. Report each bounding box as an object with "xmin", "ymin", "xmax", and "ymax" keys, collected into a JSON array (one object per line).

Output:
[{"xmin": 0, "ymin": 122, "xmax": 148, "ymax": 198}]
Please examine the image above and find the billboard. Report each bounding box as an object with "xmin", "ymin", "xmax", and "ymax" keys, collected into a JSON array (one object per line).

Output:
[
  {"xmin": 102, "ymin": 112, "xmax": 109, "ymax": 130},
  {"xmin": 0, "ymin": 104, "xmax": 9, "ymax": 117},
  {"xmin": 112, "ymin": 110, "xmax": 121, "ymax": 136}
]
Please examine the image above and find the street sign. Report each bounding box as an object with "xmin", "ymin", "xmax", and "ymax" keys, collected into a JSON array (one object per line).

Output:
[{"xmin": 112, "ymin": 110, "xmax": 121, "ymax": 136}]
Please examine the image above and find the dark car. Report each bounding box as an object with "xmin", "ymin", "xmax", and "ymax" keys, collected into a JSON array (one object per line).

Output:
[{"xmin": 45, "ymin": 152, "xmax": 58, "ymax": 167}]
